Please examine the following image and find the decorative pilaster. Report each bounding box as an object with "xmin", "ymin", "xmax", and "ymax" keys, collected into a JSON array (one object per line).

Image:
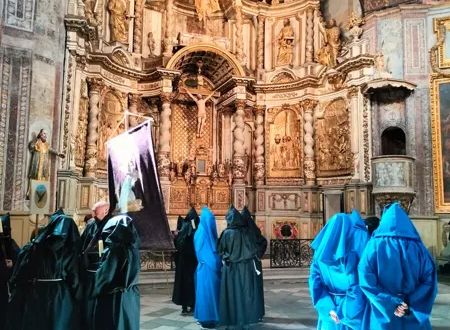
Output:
[
  {"xmin": 163, "ymin": 0, "xmax": 174, "ymax": 57},
  {"xmin": 128, "ymin": 93, "xmax": 141, "ymax": 127},
  {"xmin": 158, "ymin": 92, "xmax": 173, "ymax": 179},
  {"xmin": 85, "ymin": 78, "xmax": 103, "ymax": 177},
  {"xmin": 305, "ymin": 7, "xmax": 314, "ymax": 62},
  {"xmin": 233, "ymin": 99, "xmax": 246, "ymax": 183},
  {"xmin": 235, "ymin": 3, "xmax": 244, "ymax": 62},
  {"xmin": 253, "ymin": 105, "xmax": 265, "ymax": 186},
  {"xmin": 300, "ymin": 99, "xmax": 318, "ymax": 185},
  {"xmin": 133, "ymin": 0, "xmax": 144, "ymax": 53},
  {"xmin": 348, "ymin": 87, "xmax": 360, "ymax": 180},
  {"xmin": 257, "ymin": 15, "xmax": 265, "ymax": 70}
]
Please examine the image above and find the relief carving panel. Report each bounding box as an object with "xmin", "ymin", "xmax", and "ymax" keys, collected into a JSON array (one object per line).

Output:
[
  {"xmin": 316, "ymin": 98, "xmax": 352, "ymax": 177},
  {"xmin": 75, "ymin": 80, "xmax": 89, "ymax": 168},
  {"xmin": 269, "ymin": 193, "xmax": 301, "ymax": 211}
]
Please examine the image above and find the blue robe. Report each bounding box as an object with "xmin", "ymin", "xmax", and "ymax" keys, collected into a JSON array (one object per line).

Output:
[
  {"xmin": 193, "ymin": 207, "xmax": 221, "ymax": 325},
  {"xmin": 358, "ymin": 203, "xmax": 437, "ymax": 330},
  {"xmin": 309, "ymin": 213, "xmax": 368, "ymax": 330}
]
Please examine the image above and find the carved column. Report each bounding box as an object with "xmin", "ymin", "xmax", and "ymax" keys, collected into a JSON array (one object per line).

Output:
[
  {"xmin": 233, "ymin": 100, "xmax": 246, "ymax": 183},
  {"xmin": 84, "ymin": 78, "xmax": 103, "ymax": 177},
  {"xmin": 300, "ymin": 99, "xmax": 318, "ymax": 185},
  {"xmin": 235, "ymin": 4, "xmax": 244, "ymax": 62},
  {"xmin": 158, "ymin": 92, "xmax": 173, "ymax": 179},
  {"xmin": 253, "ymin": 106, "xmax": 265, "ymax": 186},
  {"xmin": 133, "ymin": 0, "xmax": 144, "ymax": 53},
  {"xmin": 348, "ymin": 87, "xmax": 360, "ymax": 180},
  {"xmin": 305, "ymin": 7, "xmax": 314, "ymax": 63},
  {"xmin": 257, "ymin": 15, "xmax": 265, "ymax": 70},
  {"xmin": 163, "ymin": 0, "xmax": 174, "ymax": 57},
  {"xmin": 128, "ymin": 93, "xmax": 141, "ymax": 127}
]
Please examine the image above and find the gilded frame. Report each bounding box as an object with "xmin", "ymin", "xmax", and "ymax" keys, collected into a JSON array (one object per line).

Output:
[
  {"xmin": 433, "ymin": 16, "xmax": 450, "ymax": 69},
  {"xmin": 431, "ymin": 76, "xmax": 450, "ymax": 213}
]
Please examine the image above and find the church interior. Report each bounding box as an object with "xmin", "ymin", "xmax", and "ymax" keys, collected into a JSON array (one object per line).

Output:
[{"xmin": 1, "ymin": 0, "xmax": 450, "ymax": 260}]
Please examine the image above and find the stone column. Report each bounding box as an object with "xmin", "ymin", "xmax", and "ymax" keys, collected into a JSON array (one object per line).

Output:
[
  {"xmin": 305, "ymin": 7, "xmax": 314, "ymax": 63},
  {"xmin": 163, "ymin": 0, "xmax": 174, "ymax": 57},
  {"xmin": 253, "ymin": 105, "xmax": 265, "ymax": 186},
  {"xmin": 300, "ymin": 99, "xmax": 318, "ymax": 185},
  {"xmin": 84, "ymin": 78, "xmax": 103, "ymax": 177},
  {"xmin": 128, "ymin": 93, "xmax": 141, "ymax": 127},
  {"xmin": 233, "ymin": 99, "xmax": 246, "ymax": 183},
  {"xmin": 133, "ymin": 0, "xmax": 144, "ymax": 53},
  {"xmin": 348, "ymin": 87, "xmax": 360, "ymax": 181},
  {"xmin": 257, "ymin": 15, "xmax": 265, "ymax": 70},
  {"xmin": 235, "ymin": 4, "xmax": 244, "ymax": 62},
  {"xmin": 158, "ymin": 92, "xmax": 173, "ymax": 179}
]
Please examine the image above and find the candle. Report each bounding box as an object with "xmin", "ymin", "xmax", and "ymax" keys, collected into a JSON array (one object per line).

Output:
[
  {"xmin": 0, "ymin": 220, "xmax": 3, "ymax": 233},
  {"xmin": 191, "ymin": 219, "xmax": 196, "ymax": 230},
  {"xmin": 98, "ymin": 239, "xmax": 104, "ymax": 256}
]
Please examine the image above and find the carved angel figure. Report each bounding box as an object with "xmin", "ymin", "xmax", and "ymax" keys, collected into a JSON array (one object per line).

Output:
[
  {"xmin": 316, "ymin": 18, "xmax": 341, "ymax": 68},
  {"xmin": 108, "ymin": 0, "xmax": 129, "ymax": 44},
  {"xmin": 194, "ymin": 0, "xmax": 221, "ymax": 23}
]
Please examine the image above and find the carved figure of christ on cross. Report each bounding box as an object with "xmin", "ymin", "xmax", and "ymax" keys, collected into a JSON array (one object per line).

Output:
[{"xmin": 185, "ymin": 89, "xmax": 215, "ymax": 138}]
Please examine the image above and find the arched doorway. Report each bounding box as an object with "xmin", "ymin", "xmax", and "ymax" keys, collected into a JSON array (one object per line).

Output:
[{"xmin": 381, "ymin": 127, "xmax": 406, "ymax": 155}]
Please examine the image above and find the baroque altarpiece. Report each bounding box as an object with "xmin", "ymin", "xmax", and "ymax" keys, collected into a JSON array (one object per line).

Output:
[{"xmin": 58, "ymin": 0, "xmax": 406, "ymax": 238}]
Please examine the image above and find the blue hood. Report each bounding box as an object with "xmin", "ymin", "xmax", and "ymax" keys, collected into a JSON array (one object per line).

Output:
[{"xmin": 374, "ymin": 203, "xmax": 420, "ymax": 240}]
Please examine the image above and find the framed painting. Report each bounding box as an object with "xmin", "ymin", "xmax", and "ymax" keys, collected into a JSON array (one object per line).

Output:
[
  {"xmin": 431, "ymin": 77, "xmax": 450, "ymax": 212},
  {"xmin": 434, "ymin": 17, "xmax": 450, "ymax": 69}
]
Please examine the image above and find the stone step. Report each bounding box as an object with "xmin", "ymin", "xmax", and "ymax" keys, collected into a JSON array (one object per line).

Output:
[{"xmin": 139, "ymin": 266, "xmax": 310, "ymax": 285}]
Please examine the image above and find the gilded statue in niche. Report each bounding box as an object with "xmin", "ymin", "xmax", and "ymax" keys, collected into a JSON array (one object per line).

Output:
[
  {"xmin": 316, "ymin": 98, "xmax": 352, "ymax": 176},
  {"xmin": 267, "ymin": 107, "xmax": 302, "ymax": 178},
  {"xmin": 276, "ymin": 18, "xmax": 295, "ymax": 66},
  {"xmin": 317, "ymin": 18, "xmax": 341, "ymax": 68},
  {"xmin": 194, "ymin": 0, "xmax": 221, "ymax": 23},
  {"xmin": 108, "ymin": 0, "xmax": 129, "ymax": 44},
  {"xmin": 98, "ymin": 91, "xmax": 125, "ymax": 170},
  {"xmin": 75, "ymin": 81, "xmax": 89, "ymax": 168}
]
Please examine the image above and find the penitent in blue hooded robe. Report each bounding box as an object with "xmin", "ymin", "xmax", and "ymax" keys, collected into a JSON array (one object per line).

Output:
[
  {"xmin": 309, "ymin": 213, "xmax": 369, "ymax": 330},
  {"xmin": 193, "ymin": 207, "xmax": 221, "ymax": 325},
  {"xmin": 358, "ymin": 203, "xmax": 437, "ymax": 330}
]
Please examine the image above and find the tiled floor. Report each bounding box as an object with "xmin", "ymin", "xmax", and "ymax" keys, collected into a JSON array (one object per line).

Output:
[{"xmin": 139, "ymin": 273, "xmax": 450, "ymax": 330}]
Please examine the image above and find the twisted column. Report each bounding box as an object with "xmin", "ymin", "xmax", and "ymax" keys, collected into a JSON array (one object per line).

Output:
[
  {"xmin": 128, "ymin": 93, "xmax": 140, "ymax": 127},
  {"xmin": 348, "ymin": 87, "xmax": 360, "ymax": 180},
  {"xmin": 233, "ymin": 100, "xmax": 246, "ymax": 183},
  {"xmin": 235, "ymin": 4, "xmax": 244, "ymax": 62},
  {"xmin": 253, "ymin": 106, "xmax": 265, "ymax": 185},
  {"xmin": 300, "ymin": 99, "xmax": 318, "ymax": 185},
  {"xmin": 257, "ymin": 15, "xmax": 265, "ymax": 70},
  {"xmin": 305, "ymin": 7, "xmax": 314, "ymax": 63},
  {"xmin": 158, "ymin": 92, "xmax": 173, "ymax": 178},
  {"xmin": 84, "ymin": 78, "xmax": 103, "ymax": 177},
  {"xmin": 133, "ymin": 0, "xmax": 144, "ymax": 53},
  {"xmin": 163, "ymin": 0, "xmax": 174, "ymax": 57}
]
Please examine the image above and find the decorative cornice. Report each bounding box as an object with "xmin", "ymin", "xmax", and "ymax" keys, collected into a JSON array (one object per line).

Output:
[{"xmin": 361, "ymin": 78, "xmax": 416, "ymax": 96}]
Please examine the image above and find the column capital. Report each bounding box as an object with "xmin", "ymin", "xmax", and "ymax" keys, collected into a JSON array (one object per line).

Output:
[
  {"xmin": 128, "ymin": 93, "xmax": 142, "ymax": 104},
  {"xmin": 160, "ymin": 92, "xmax": 175, "ymax": 103},
  {"xmin": 87, "ymin": 77, "xmax": 104, "ymax": 93},
  {"xmin": 347, "ymin": 86, "xmax": 359, "ymax": 98},
  {"xmin": 253, "ymin": 105, "xmax": 265, "ymax": 116},
  {"xmin": 235, "ymin": 99, "xmax": 246, "ymax": 111},
  {"xmin": 299, "ymin": 99, "xmax": 318, "ymax": 112}
]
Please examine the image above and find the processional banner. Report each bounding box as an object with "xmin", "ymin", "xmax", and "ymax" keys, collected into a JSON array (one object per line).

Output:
[{"xmin": 107, "ymin": 120, "xmax": 174, "ymax": 250}]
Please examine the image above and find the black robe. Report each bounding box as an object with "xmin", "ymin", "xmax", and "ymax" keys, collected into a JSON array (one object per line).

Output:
[
  {"xmin": 6, "ymin": 212, "xmax": 81, "ymax": 330},
  {"xmin": 0, "ymin": 214, "xmax": 19, "ymax": 330},
  {"xmin": 79, "ymin": 214, "xmax": 113, "ymax": 330},
  {"xmin": 172, "ymin": 208, "xmax": 199, "ymax": 308},
  {"xmin": 218, "ymin": 206, "xmax": 260, "ymax": 327},
  {"xmin": 93, "ymin": 215, "xmax": 140, "ymax": 330},
  {"xmin": 241, "ymin": 206, "xmax": 266, "ymax": 320}
]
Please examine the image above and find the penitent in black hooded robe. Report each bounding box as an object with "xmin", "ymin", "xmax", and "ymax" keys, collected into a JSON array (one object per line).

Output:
[
  {"xmin": 172, "ymin": 208, "xmax": 199, "ymax": 309},
  {"xmin": 6, "ymin": 211, "xmax": 81, "ymax": 330},
  {"xmin": 93, "ymin": 215, "xmax": 140, "ymax": 330},
  {"xmin": 218, "ymin": 206, "xmax": 261, "ymax": 327}
]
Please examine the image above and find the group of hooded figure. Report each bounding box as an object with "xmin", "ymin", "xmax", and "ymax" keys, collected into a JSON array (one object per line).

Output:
[
  {"xmin": 172, "ymin": 205, "xmax": 267, "ymax": 330},
  {"xmin": 0, "ymin": 202, "xmax": 141, "ymax": 330},
  {"xmin": 309, "ymin": 202, "xmax": 438, "ymax": 330}
]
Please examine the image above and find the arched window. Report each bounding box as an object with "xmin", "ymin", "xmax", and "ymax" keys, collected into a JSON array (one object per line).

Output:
[{"xmin": 381, "ymin": 127, "xmax": 406, "ymax": 155}]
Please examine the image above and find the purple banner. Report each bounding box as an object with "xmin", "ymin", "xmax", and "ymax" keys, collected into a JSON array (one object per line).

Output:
[{"xmin": 107, "ymin": 120, "xmax": 174, "ymax": 250}]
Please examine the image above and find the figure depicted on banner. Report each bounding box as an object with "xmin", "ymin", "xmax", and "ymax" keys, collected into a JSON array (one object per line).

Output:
[
  {"xmin": 28, "ymin": 129, "xmax": 64, "ymax": 190},
  {"xmin": 117, "ymin": 160, "xmax": 143, "ymax": 213},
  {"xmin": 108, "ymin": 0, "xmax": 129, "ymax": 44},
  {"xmin": 185, "ymin": 89, "xmax": 215, "ymax": 138},
  {"xmin": 194, "ymin": 0, "xmax": 221, "ymax": 23},
  {"xmin": 276, "ymin": 18, "xmax": 295, "ymax": 66},
  {"xmin": 317, "ymin": 18, "xmax": 341, "ymax": 68}
]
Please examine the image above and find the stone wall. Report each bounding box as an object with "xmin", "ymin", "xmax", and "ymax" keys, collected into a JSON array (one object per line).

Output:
[{"xmin": 0, "ymin": 0, "xmax": 67, "ymax": 213}]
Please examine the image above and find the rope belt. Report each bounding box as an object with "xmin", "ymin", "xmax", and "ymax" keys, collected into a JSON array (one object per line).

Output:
[{"xmin": 29, "ymin": 278, "xmax": 63, "ymax": 283}]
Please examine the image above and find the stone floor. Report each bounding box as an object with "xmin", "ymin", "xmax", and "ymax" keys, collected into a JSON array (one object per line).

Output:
[{"xmin": 139, "ymin": 272, "xmax": 450, "ymax": 330}]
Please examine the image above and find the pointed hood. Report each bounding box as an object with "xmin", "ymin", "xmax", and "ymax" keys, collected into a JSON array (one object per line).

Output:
[
  {"xmin": 240, "ymin": 206, "xmax": 252, "ymax": 227},
  {"xmin": 1, "ymin": 213, "xmax": 11, "ymax": 236},
  {"xmin": 101, "ymin": 215, "xmax": 139, "ymax": 248},
  {"xmin": 185, "ymin": 207, "xmax": 200, "ymax": 227},
  {"xmin": 176, "ymin": 215, "xmax": 184, "ymax": 231},
  {"xmin": 311, "ymin": 213, "xmax": 354, "ymax": 264},
  {"xmin": 374, "ymin": 202, "xmax": 420, "ymax": 240},
  {"xmin": 197, "ymin": 206, "xmax": 219, "ymax": 254},
  {"xmin": 225, "ymin": 206, "xmax": 246, "ymax": 228},
  {"xmin": 350, "ymin": 209, "xmax": 368, "ymax": 231}
]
